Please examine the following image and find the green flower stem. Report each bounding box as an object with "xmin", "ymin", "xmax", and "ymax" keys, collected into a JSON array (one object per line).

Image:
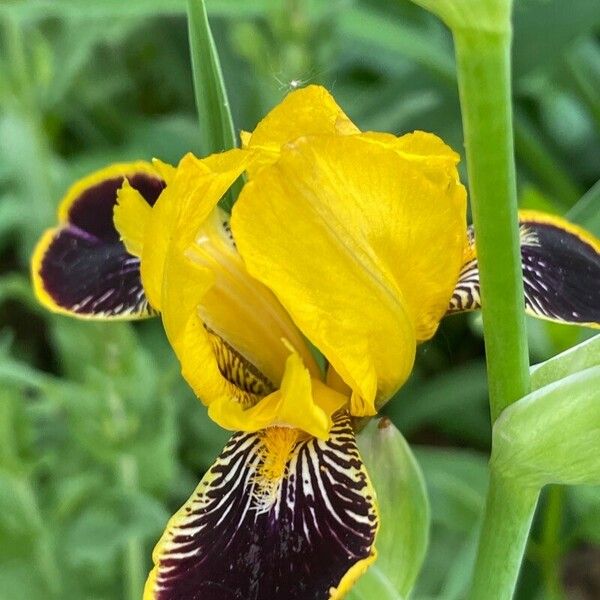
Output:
[
  {"xmin": 450, "ymin": 12, "xmax": 534, "ymax": 600},
  {"xmin": 469, "ymin": 473, "xmax": 539, "ymax": 600},
  {"xmin": 453, "ymin": 27, "xmax": 530, "ymax": 422},
  {"xmin": 107, "ymin": 389, "xmax": 144, "ymax": 600}
]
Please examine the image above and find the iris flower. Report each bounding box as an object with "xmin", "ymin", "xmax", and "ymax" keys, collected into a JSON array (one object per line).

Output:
[{"xmin": 32, "ymin": 86, "xmax": 600, "ymax": 599}]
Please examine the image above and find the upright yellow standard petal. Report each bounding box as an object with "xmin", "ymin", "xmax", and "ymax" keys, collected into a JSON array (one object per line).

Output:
[
  {"xmin": 232, "ymin": 134, "xmax": 467, "ymax": 413},
  {"xmin": 243, "ymin": 84, "xmax": 359, "ymax": 177}
]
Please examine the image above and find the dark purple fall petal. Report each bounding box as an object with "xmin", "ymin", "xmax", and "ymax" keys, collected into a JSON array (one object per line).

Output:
[
  {"xmin": 146, "ymin": 411, "xmax": 378, "ymax": 600},
  {"xmin": 66, "ymin": 174, "xmax": 163, "ymax": 242},
  {"xmin": 40, "ymin": 227, "xmax": 150, "ymax": 317},
  {"xmin": 34, "ymin": 169, "xmax": 164, "ymax": 318},
  {"xmin": 447, "ymin": 216, "xmax": 600, "ymax": 328}
]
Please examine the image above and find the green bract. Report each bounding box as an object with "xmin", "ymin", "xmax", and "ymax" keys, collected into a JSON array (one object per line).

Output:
[
  {"xmin": 492, "ymin": 366, "xmax": 600, "ymax": 488},
  {"xmin": 353, "ymin": 418, "xmax": 430, "ymax": 600},
  {"xmin": 530, "ymin": 334, "xmax": 600, "ymax": 390}
]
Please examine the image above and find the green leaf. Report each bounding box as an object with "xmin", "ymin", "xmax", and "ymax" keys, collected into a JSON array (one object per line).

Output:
[
  {"xmin": 436, "ymin": 525, "xmax": 481, "ymax": 600},
  {"xmin": 0, "ymin": 562, "xmax": 47, "ymax": 599},
  {"xmin": 186, "ymin": 0, "xmax": 240, "ymax": 210},
  {"xmin": 530, "ymin": 334, "xmax": 600, "ymax": 391},
  {"xmin": 338, "ymin": 7, "xmax": 455, "ymax": 84},
  {"xmin": 352, "ymin": 418, "xmax": 430, "ymax": 600},
  {"xmin": 65, "ymin": 490, "xmax": 168, "ymax": 568},
  {"xmin": 0, "ymin": 0, "xmax": 271, "ymax": 20},
  {"xmin": 0, "ymin": 469, "xmax": 37, "ymax": 540},
  {"xmin": 388, "ymin": 361, "xmax": 490, "ymax": 447},
  {"xmin": 568, "ymin": 484, "xmax": 600, "ymax": 544},
  {"xmin": 512, "ymin": 0, "xmax": 600, "ymax": 77},
  {"xmin": 492, "ymin": 366, "xmax": 600, "ymax": 487},
  {"xmin": 415, "ymin": 448, "xmax": 488, "ymax": 533},
  {"xmin": 187, "ymin": 0, "xmax": 235, "ymax": 155},
  {"xmin": 567, "ymin": 178, "xmax": 600, "ymax": 236}
]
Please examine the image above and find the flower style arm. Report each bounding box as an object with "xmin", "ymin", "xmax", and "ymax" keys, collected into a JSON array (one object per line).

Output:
[{"xmin": 31, "ymin": 162, "xmax": 165, "ymax": 319}]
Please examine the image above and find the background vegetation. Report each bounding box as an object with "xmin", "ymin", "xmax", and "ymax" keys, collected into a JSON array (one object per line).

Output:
[{"xmin": 0, "ymin": 1, "xmax": 599, "ymax": 598}]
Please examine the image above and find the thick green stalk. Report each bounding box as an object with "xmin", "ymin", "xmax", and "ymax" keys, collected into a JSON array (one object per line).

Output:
[
  {"xmin": 451, "ymin": 13, "xmax": 534, "ymax": 600},
  {"xmin": 469, "ymin": 473, "xmax": 539, "ymax": 600},
  {"xmin": 453, "ymin": 28, "xmax": 530, "ymax": 420}
]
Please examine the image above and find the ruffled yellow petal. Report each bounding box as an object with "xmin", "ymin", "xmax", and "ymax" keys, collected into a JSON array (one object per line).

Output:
[
  {"xmin": 164, "ymin": 205, "xmax": 318, "ymax": 387},
  {"xmin": 356, "ymin": 130, "xmax": 461, "ymax": 188},
  {"xmin": 393, "ymin": 129, "xmax": 461, "ymax": 166},
  {"xmin": 232, "ymin": 134, "xmax": 467, "ymax": 412},
  {"xmin": 243, "ymin": 85, "xmax": 359, "ymax": 177},
  {"xmin": 138, "ymin": 154, "xmax": 205, "ymax": 310},
  {"xmin": 240, "ymin": 130, "xmax": 251, "ymax": 148}
]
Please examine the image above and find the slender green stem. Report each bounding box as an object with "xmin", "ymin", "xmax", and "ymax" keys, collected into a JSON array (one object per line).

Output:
[
  {"xmin": 538, "ymin": 486, "xmax": 566, "ymax": 600},
  {"xmin": 120, "ymin": 454, "xmax": 145, "ymax": 600},
  {"xmin": 453, "ymin": 28, "xmax": 530, "ymax": 421},
  {"xmin": 469, "ymin": 473, "xmax": 539, "ymax": 600}
]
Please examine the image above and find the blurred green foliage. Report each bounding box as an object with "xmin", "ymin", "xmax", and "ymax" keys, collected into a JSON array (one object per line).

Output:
[{"xmin": 0, "ymin": 0, "xmax": 599, "ymax": 598}]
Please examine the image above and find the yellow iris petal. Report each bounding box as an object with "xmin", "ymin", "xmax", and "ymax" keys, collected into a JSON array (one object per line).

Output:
[
  {"xmin": 137, "ymin": 154, "xmax": 203, "ymax": 310},
  {"xmin": 208, "ymin": 350, "xmax": 346, "ymax": 439},
  {"xmin": 114, "ymin": 181, "xmax": 152, "ymax": 257},
  {"xmin": 243, "ymin": 84, "xmax": 359, "ymax": 177},
  {"xmin": 232, "ymin": 133, "xmax": 467, "ymax": 412},
  {"xmin": 136, "ymin": 150, "xmax": 248, "ymax": 311},
  {"xmin": 151, "ymin": 158, "xmax": 177, "ymax": 185}
]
